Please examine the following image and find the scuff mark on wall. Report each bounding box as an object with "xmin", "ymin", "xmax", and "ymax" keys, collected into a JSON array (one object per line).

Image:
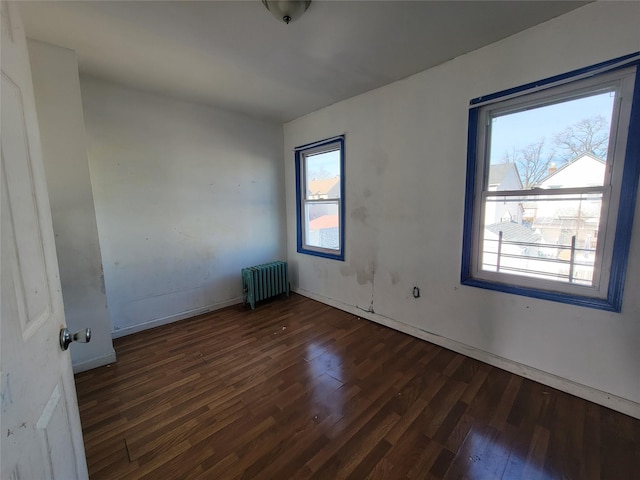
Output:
[
  {"xmin": 369, "ymin": 260, "xmax": 376, "ymax": 313},
  {"xmin": 100, "ymin": 264, "xmax": 106, "ymax": 294},
  {"xmin": 344, "ymin": 259, "xmax": 377, "ymax": 313},
  {"xmin": 340, "ymin": 261, "xmax": 375, "ymax": 285},
  {"xmin": 374, "ymin": 151, "xmax": 389, "ymax": 175},
  {"xmin": 351, "ymin": 206, "xmax": 369, "ymax": 224},
  {"xmin": 1, "ymin": 373, "xmax": 13, "ymax": 412}
]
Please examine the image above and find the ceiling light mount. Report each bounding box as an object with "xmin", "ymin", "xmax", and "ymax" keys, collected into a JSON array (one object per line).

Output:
[{"xmin": 262, "ymin": 1, "xmax": 311, "ymax": 25}]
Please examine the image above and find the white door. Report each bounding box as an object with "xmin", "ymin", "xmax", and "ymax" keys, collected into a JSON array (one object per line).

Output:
[{"xmin": 1, "ymin": 2, "xmax": 89, "ymax": 479}]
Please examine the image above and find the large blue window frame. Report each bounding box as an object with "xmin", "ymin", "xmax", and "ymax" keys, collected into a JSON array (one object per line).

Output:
[
  {"xmin": 461, "ymin": 53, "xmax": 640, "ymax": 312},
  {"xmin": 295, "ymin": 136, "xmax": 345, "ymax": 260}
]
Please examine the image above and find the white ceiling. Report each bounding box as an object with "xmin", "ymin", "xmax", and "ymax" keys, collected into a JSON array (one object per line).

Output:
[{"xmin": 20, "ymin": 1, "xmax": 588, "ymax": 122}]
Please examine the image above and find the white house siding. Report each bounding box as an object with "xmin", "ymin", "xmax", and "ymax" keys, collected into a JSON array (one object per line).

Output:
[
  {"xmin": 284, "ymin": 2, "xmax": 640, "ymax": 414},
  {"xmin": 486, "ymin": 163, "xmax": 524, "ymax": 224},
  {"xmin": 539, "ymin": 154, "xmax": 606, "ymax": 190}
]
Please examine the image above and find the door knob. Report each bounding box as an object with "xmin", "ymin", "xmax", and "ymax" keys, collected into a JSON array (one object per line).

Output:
[{"xmin": 59, "ymin": 327, "xmax": 91, "ymax": 351}]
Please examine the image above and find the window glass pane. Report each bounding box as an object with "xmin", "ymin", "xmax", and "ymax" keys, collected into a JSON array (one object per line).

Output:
[
  {"xmin": 481, "ymin": 193, "xmax": 602, "ymax": 285},
  {"xmin": 488, "ymin": 90, "xmax": 616, "ymax": 190},
  {"xmin": 305, "ymin": 150, "xmax": 341, "ymax": 200},
  {"xmin": 305, "ymin": 202, "xmax": 340, "ymax": 250}
]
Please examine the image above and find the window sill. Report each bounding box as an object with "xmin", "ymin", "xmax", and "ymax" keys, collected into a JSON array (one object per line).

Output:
[{"xmin": 460, "ymin": 276, "xmax": 620, "ymax": 312}]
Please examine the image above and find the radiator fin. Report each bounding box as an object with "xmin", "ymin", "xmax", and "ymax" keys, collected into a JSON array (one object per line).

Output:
[{"xmin": 241, "ymin": 261, "xmax": 289, "ymax": 310}]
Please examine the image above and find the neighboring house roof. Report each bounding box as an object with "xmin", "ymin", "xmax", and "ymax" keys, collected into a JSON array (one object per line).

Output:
[
  {"xmin": 488, "ymin": 163, "xmax": 522, "ymax": 188},
  {"xmin": 486, "ymin": 221, "xmax": 541, "ymax": 244},
  {"xmin": 309, "ymin": 215, "xmax": 339, "ymax": 230},
  {"xmin": 537, "ymin": 152, "xmax": 605, "ymax": 187},
  {"xmin": 307, "ymin": 177, "xmax": 340, "ymax": 197}
]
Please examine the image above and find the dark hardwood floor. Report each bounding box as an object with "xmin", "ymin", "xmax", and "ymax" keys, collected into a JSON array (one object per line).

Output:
[{"xmin": 75, "ymin": 293, "xmax": 640, "ymax": 479}]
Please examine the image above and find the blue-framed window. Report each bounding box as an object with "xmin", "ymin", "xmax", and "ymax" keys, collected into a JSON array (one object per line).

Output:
[
  {"xmin": 462, "ymin": 53, "xmax": 640, "ymax": 312},
  {"xmin": 295, "ymin": 136, "xmax": 345, "ymax": 260}
]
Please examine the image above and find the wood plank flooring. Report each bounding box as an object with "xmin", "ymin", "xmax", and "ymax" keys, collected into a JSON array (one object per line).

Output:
[{"xmin": 75, "ymin": 293, "xmax": 640, "ymax": 479}]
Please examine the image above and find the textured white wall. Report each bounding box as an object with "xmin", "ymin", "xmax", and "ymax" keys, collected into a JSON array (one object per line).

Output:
[
  {"xmin": 28, "ymin": 40, "xmax": 116, "ymax": 372},
  {"xmin": 80, "ymin": 77, "xmax": 285, "ymax": 336},
  {"xmin": 284, "ymin": 2, "xmax": 640, "ymax": 410}
]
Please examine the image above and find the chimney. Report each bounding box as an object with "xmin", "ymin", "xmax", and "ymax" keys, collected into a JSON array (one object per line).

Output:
[{"xmin": 548, "ymin": 162, "xmax": 557, "ymax": 175}]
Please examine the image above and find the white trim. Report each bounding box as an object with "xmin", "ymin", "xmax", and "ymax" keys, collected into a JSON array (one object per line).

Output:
[
  {"xmin": 72, "ymin": 351, "xmax": 117, "ymax": 374},
  {"xmin": 293, "ymin": 287, "xmax": 640, "ymax": 420},
  {"xmin": 111, "ymin": 296, "xmax": 243, "ymax": 339}
]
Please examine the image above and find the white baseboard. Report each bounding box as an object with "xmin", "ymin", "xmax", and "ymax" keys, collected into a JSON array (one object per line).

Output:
[
  {"xmin": 294, "ymin": 287, "xmax": 640, "ymax": 420},
  {"xmin": 72, "ymin": 350, "xmax": 117, "ymax": 374},
  {"xmin": 111, "ymin": 297, "xmax": 243, "ymax": 339}
]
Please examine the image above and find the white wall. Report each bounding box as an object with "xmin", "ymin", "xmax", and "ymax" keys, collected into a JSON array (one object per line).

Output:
[
  {"xmin": 284, "ymin": 2, "xmax": 640, "ymax": 416},
  {"xmin": 28, "ymin": 40, "xmax": 116, "ymax": 372},
  {"xmin": 80, "ymin": 77, "xmax": 285, "ymax": 336}
]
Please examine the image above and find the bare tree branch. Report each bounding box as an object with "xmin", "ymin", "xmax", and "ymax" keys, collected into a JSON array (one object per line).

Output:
[
  {"xmin": 502, "ymin": 138, "xmax": 555, "ymax": 188},
  {"xmin": 499, "ymin": 116, "xmax": 610, "ymax": 189},
  {"xmin": 553, "ymin": 115, "xmax": 609, "ymax": 160}
]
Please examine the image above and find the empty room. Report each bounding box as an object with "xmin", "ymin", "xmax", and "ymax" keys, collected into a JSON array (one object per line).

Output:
[{"xmin": 1, "ymin": 1, "xmax": 639, "ymax": 479}]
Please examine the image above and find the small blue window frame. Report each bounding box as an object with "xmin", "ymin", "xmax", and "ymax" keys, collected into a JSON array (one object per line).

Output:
[
  {"xmin": 295, "ymin": 135, "xmax": 345, "ymax": 261},
  {"xmin": 461, "ymin": 53, "xmax": 640, "ymax": 312}
]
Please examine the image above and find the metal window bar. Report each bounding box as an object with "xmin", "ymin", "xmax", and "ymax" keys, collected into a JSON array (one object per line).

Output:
[
  {"xmin": 496, "ymin": 231, "xmax": 503, "ymax": 272},
  {"xmin": 569, "ymin": 236, "xmax": 577, "ymax": 283},
  {"xmin": 486, "ymin": 233, "xmax": 594, "ymax": 283}
]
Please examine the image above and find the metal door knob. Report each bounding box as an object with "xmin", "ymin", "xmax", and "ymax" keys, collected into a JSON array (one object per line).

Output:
[{"xmin": 59, "ymin": 327, "xmax": 92, "ymax": 351}]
